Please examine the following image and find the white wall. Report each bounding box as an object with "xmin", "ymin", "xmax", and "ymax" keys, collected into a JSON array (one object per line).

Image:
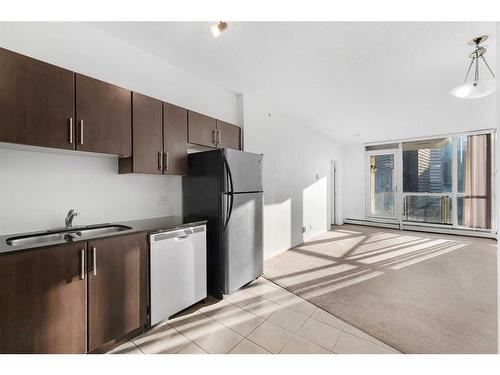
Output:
[
  {"xmin": 341, "ymin": 144, "xmax": 365, "ymax": 220},
  {"xmin": 0, "ymin": 22, "xmax": 239, "ymax": 234},
  {"xmin": 0, "ymin": 146, "xmax": 181, "ymax": 234},
  {"xmin": 243, "ymin": 94, "xmax": 342, "ymax": 259}
]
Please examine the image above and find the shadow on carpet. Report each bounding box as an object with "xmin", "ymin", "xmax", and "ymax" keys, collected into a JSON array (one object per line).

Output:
[{"xmin": 264, "ymin": 225, "xmax": 498, "ymax": 354}]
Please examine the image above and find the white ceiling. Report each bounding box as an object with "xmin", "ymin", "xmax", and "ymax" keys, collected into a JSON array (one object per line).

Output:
[{"xmin": 92, "ymin": 22, "xmax": 497, "ymax": 145}]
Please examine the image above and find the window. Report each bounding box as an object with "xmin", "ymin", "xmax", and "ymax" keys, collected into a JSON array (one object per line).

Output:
[
  {"xmin": 402, "ymin": 138, "xmax": 452, "ymax": 224},
  {"xmin": 368, "ymin": 153, "xmax": 395, "ymax": 218},
  {"xmin": 365, "ymin": 131, "xmax": 494, "ymax": 232}
]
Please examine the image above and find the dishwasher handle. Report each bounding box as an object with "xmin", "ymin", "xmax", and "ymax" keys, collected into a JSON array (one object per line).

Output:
[{"xmin": 150, "ymin": 225, "xmax": 206, "ymax": 243}]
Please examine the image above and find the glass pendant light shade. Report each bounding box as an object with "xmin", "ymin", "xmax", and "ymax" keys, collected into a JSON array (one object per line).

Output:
[
  {"xmin": 450, "ymin": 35, "xmax": 496, "ymax": 99},
  {"xmin": 450, "ymin": 79, "xmax": 496, "ymax": 99}
]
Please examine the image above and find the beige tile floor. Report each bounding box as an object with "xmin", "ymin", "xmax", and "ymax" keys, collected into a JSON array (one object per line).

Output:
[{"xmin": 109, "ymin": 277, "xmax": 400, "ymax": 354}]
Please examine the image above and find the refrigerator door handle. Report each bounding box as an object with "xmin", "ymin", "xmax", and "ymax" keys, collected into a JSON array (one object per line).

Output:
[
  {"xmin": 224, "ymin": 193, "xmax": 234, "ymax": 231},
  {"xmin": 223, "ymin": 152, "xmax": 234, "ymax": 194},
  {"xmin": 223, "ymin": 155, "xmax": 235, "ymax": 230}
]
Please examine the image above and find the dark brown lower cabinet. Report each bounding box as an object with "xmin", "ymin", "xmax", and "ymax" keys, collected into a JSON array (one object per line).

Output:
[
  {"xmin": 87, "ymin": 233, "xmax": 148, "ymax": 352},
  {"xmin": 0, "ymin": 232, "xmax": 148, "ymax": 354},
  {"xmin": 0, "ymin": 243, "xmax": 87, "ymax": 354}
]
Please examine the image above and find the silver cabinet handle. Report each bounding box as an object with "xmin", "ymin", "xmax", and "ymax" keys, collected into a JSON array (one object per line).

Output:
[
  {"xmin": 212, "ymin": 129, "xmax": 217, "ymax": 145},
  {"xmin": 92, "ymin": 247, "xmax": 97, "ymax": 276},
  {"xmin": 69, "ymin": 117, "xmax": 73, "ymax": 144},
  {"xmin": 80, "ymin": 249, "xmax": 86, "ymax": 280},
  {"xmin": 164, "ymin": 151, "xmax": 170, "ymax": 171},
  {"xmin": 158, "ymin": 151, "xmax": 163, "ymax": 171},
  {"xmin": 79, "ymin": 120, "xmax": 84, "ymax": 145},
  {"xmin": 218, "ymin": 129, "xmax": 222, "ymax": 145}
]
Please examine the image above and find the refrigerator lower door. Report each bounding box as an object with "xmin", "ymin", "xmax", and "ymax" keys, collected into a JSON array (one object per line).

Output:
[
  {"xmin": 223, "ymin": 192, "xmax": 264, "ymax": 295},
  {"xmin": 223, "ymin": 149, "xmax": 263, "ymax": 193}
]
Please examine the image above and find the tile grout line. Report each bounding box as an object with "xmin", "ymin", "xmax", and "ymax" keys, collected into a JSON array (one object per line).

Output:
[
  {"xmin": 173, "ymin": 339, "xmax": 195, "ymax": 354},
  {"xmin": 180, "ymin": 341, "xmax": 208, "ymax": 354},
  {"xmin": 277, "ymin": 307, "xmax": 314, "ymax": 354},
  {"xmin": 277, "ymin": 330, "xmax": 306, "ymax": 354},
  {"xmin": 165, "ymin": 322, "xmax": 201, "ymax": 354},
  {"xmin": 224, "ymin": 335, "xmax": 247, "ymax": 354},
  {"xmin": 170, "ymin": 312, "xmax": 239, "ymax": 354},
  {"xmin": 196, "ymin": 302, "xmax": 264, "ymax": 341},
  {"xmin": 238, "ymin": 336, "xmax": 273, "ymax": 354},
  {"xmin": 132, "ymin": 341, "xmax": 146, "ymax": 354},
  {"xmin": 193, "ymin": 301, "xmax": 270, "ymax": 354}
]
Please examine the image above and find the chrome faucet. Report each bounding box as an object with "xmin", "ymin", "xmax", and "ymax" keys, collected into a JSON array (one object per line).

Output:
[{"xmin": 65, "ymin": 209, "xmax": 79, "ymax": 229}]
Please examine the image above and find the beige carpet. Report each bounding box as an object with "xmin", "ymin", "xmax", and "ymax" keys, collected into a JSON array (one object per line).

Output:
[{"xmin": 264, "ymin": 224, "xmax": 498, "ymax": 353}]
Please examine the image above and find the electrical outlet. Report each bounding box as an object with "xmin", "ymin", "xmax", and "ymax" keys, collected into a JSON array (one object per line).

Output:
[{"xmin": 158, "ymin": 195, "xmax": 167, "ymax": 205}]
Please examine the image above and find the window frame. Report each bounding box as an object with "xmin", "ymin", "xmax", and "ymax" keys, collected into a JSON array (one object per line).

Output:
[{"xmin": 364, "ymin": 128, "xmax": 496, "ymax": 234}]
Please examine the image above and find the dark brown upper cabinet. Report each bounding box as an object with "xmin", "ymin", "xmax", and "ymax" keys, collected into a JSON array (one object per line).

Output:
[
  {"xmin": 0, "ymin": 242, "xmax": 87, "ymax": 354},
  {"xmin": 119, "ymin": 96, "xmax": 187, "ymax": 176},
  {"xmin": 119, "ymin": 92, "xmax": 163, "ymax": 174},
  {"xmin": 75, "ymin": 74, "xmax": 131, "ymax": 156},
  {"xmin": 217, "ymin": 120, "xmax": 241, "ymax": 150},
  {"xmin": 0, "ymin": 47, "xmax": 75, "ymax": 150},
  {"xmin": 188, "ymin": 110, "xmax": 217, "ymax": 148},
  {"xmin": 163, "ymin": 102, "xmax": 188, "ymax": 175},
  {"xmin": 87, "ymin": 233, "xmax": 148, "ymax": 352}
]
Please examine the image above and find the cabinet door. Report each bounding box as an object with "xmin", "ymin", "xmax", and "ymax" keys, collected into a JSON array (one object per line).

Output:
[
  {"xmin": 0, "ymin": 47, "xmax": 75, "ymax": 150},
  {"xmin": 188, "ymin": 110, "xmax": 217, "ymax": 147},
  {"xmin": 217, "ymin": 120, "xmax": 241, "ymax": 150},
  {"xmin": 87, "ymin": 233, "xmax": 148, "ymax": 351},
  {"xmin": 75, "ymin": 74, "xmax": 131, "ymax": 156},
  {"xmin": 124, "ymin": 92, "xmax": 163, "ymax": 174},
  {"xmin": 0, "ymin": 243, "xmax": 87, "ymax": 353},
  {"xmin": 163, "ymin": 102, "xmax": 188, "ymax": 175}
]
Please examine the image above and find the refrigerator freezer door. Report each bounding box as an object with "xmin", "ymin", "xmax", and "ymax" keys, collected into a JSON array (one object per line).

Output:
[
  {"xmin": 223, "ymin": 149, "xmax": 263, "ymax": 193},
  {"xmin": 223, "ymin": 192, "xmax": 263, "ymax": 294}
]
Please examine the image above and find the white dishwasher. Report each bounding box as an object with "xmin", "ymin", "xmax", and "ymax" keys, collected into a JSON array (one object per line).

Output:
[{"xmin": 149, "ymin": 224, "xmax": 207, "ymax": 326}]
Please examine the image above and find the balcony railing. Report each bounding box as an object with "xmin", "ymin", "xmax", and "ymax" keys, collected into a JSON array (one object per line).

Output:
[{"xmin": 402, "ymin": 194, "xmax": 452, "ymax": 225}]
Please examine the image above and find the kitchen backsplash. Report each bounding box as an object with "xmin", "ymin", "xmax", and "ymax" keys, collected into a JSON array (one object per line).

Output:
[{"xmin": 0, "ymin": 145, "xmax": 182, "ymax": 234}]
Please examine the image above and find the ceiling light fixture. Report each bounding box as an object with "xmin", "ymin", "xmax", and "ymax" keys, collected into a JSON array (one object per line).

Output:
[
  {"xmin": 211, "ymin": 22, "xmax": 228, "ymax": 38},
  {"xmin": 450, "ymin": 35, "xmax": 496, "ymax": 99}
]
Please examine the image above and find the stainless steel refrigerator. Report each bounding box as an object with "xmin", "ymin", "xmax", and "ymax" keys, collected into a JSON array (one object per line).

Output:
[{"xmin": 183, "ymin": 148, "xmax": 264, "ymax": 299}]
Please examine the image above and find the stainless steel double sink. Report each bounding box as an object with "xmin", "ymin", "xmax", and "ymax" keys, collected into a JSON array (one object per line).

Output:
[{"xmin": 6, "ymin": 225, "xmax": 132, "ymax": 247}]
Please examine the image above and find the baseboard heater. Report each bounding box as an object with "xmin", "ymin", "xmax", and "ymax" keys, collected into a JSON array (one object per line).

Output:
[
  {"xmin": 343, "ymin": 218, "xmax": 400, "ymax": 229},
  {"xmin": 401, "ymin": 223, "xmax": 496, "ymax": 239},
  {"xmin": 343, "ymin": 218, "xmax": 496, "ymax": 239}
]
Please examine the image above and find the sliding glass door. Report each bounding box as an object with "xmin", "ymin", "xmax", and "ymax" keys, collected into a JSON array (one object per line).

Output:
[{"xmin": 366, "ymin": 151, "xmax": 397, "ymax": 219}]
